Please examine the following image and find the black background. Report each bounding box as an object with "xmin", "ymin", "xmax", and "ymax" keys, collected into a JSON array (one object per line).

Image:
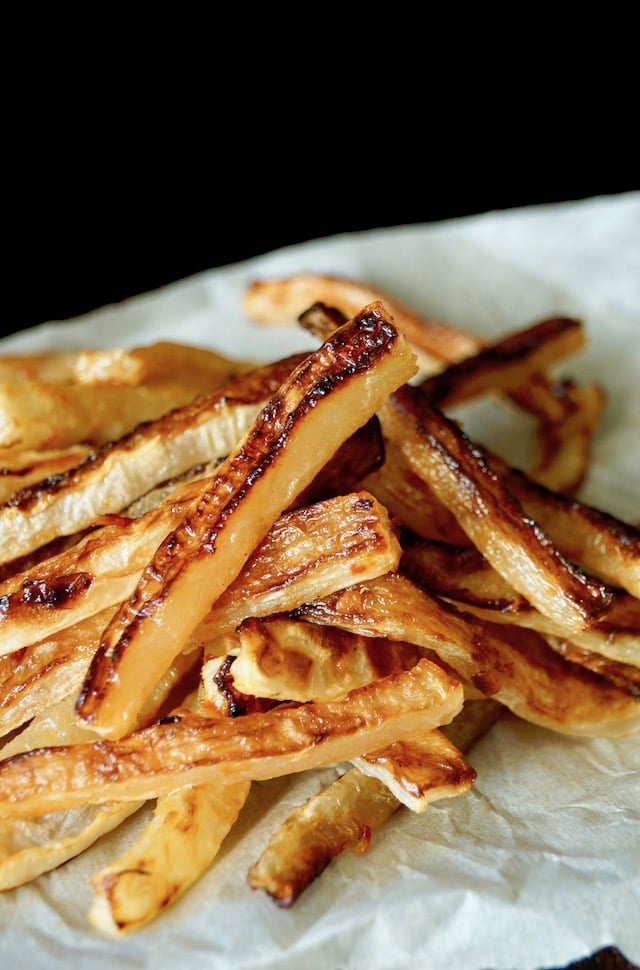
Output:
[{"xmin": 6, "ymin": 162, "xmax": 637, "ymax": 339}]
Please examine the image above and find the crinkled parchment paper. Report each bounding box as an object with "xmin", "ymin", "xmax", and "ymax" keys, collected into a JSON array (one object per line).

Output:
[{"xmin": 0, "ymin": 193, "xmax": 638, "ymax": 970}]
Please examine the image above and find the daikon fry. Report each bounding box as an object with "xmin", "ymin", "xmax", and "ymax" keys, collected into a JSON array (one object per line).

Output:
[
  {"xmin": 296, "ymin": 574, "xmax": 640, "ymax": 737},
  {"xmin": 76, "ymin": 305, "xmax": 417, "ymax": 740},
  {"xmin": 244, "ymin": 273, "xmax": 479, "ymax": 372},
  {"xmin": 248, "ymin": 698, "xmax": 502, "ymax": 906},
  {"xmin": 228, "ymin": 615, "xmax": 423, "ymax": 702},
  {"xmin": 0, "ymin": 354, "xmax": 302, "ymax": 566},
  {"xmin": 531, "ymin": 381, "xmax": 606, "ymax": 494},
  {"xmin": 88, "ymin": 779, "xmax": 251, "ymax": 935},
  {"xmin": 399, "ymin": 533, "xmax": 640, "ymax": 669},
  {"xmin": 0, "ymin": 659, "xmax": 462, "ymax": 818},
  {"xmin": 418, "ymin": 316, "xmax": 584, "ymax": 410},
  {"xmin": 380, "ymin": 385, "xmax": 612, "ymax": 633},
  {"xmin": 0, "ymin": 491, "xmax": 400, "ymax": 737}
]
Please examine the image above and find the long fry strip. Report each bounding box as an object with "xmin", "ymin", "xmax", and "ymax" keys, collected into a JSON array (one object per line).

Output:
[
  {"xmin": 296, "ymin": 574, "xmax": 640, "ymax": 737},
  {"xmin": 76, "ymin": 305, "xmax": 417, "ymax": 739},
  {"xmin": 0, "ymin": 355, "xmax": 302, "ymax": 566},
  {"xmin": 418, "ymin": 316, "xmax": 584, "ymax": 410},
  {"xmin": 380, "ymin": 386, "xmax": 612, "ymax": 633},
  {"xmin": 0, "ymin": 659, "xmax": 462, "ymax": 817}
]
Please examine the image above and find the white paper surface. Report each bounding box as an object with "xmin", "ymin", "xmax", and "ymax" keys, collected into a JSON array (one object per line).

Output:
[{"xmin": 0, "ymin": 193, "xmax": 638, "ymax": 970}]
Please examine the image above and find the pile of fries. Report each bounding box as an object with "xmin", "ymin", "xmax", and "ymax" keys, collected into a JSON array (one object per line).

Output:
[{"xmin": 0, "ymin": 274, "xmax": 638, "ymax": 934}]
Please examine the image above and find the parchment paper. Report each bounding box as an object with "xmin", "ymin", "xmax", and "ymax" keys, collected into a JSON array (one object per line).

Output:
[{"xmin": 0, "ymin": 193, "xmax": 638, "ymax": 970}]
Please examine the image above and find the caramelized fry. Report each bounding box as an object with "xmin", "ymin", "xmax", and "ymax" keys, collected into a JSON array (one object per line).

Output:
[
  {"xmin": 248, "ymin": 698, "xmax": 502, "ymax": 906},
  {"xmin": 0, "ymin": 492, "xmax": 400, "ymax": 736},
  {"xmin": 418, "ymin": 316, "xmax": 584, "ymax": 410},
  {"xmin": 296, "ymin": 574, "xmax": 640, "ymax": 736},
  {"xmin": 0, "ymin": 659, "xmax": 463, "ymax": 817},
  {"xmin": 380, "ymin": 386, "xmax": 612, "ymax": 633},
  {"xmin": 0, "ymin": 355, "xmax": 302, "ymax": 566},
  {"xmin": 77, "ymin": 306, "xmax": 417, "ymax": 739}
]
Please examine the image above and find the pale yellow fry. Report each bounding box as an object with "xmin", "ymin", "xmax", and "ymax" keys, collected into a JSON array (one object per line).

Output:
[
  {"xmin": 247, "ymin": 769, "xmax": 400, "ymax": 907},
  {"xmin": 248, "ymin": 698, "xmax": 501, "ymax": 906},
  {"xmin": 298, "ymin": 574, "xmax": 640, "ymax": 737},
  {"xmin": 0, "ymin": 651, "xmax": 200, "ymax": 889},
  {"xmin": 0, "ymin": 356, "xmax": 298, "ymax": 566},
  {"xmin": 77, "ymin": 305, "xmax": 417, "ymax": 740},
  {"xmin": 0, "ymin": 803, "xmax": 142, "ymax": 893},
  {"xmin": 0, "ymin": 696, "xmax": 137, "ymax": 892},
  {"xmin": 88, "ymin": 780, "xmax": 251, "ymax": 935},
  {"xmin": 0, "ymin": 659, "xmax": 462, "ymax": 817}
]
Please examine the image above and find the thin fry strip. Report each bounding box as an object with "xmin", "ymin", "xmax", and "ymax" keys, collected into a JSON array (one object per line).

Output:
[
  {"xmin": 77, "ymin": 306, "xmax": 417, "ymax": 739},
  {"xmin": 493, "ymin": 458, "xmax": 640, "ymax": 597},
  {"xmin": 0, "ymin": 355, "xmax": 302, "ymax": 565},
  {"xmin": 400, "ymin": 534, "xmax": 640, "ymax": 669},
  {"xmin": 296, "ymin": 574, "xmax": 640, "ymax": 737},
  {"xmin": 418, "ymin": 316, "xmax": 584, "ymax": 410},
  {"xmin": 380, "ymin": 386, "xmax": 612, "ymax": 633},
  {"xmin": 0, "ymin": 659, "xmax": 462, "ymax": 817},
  {"xmin": 248, "ymin": 698, "xmax": 502, "ymax": 906},
  {"xmin": 89, "ymin": 780, "xmax": 251, "ymax": 934},
  {"xmin": 0, "ymin": 474, "xmax": 209, "ymax": 658},
  {"xmin": 0, "ymin": 491, "xmax": 400, "ymax": 737},
  {"xmin": 243, "ymin": 273, "xmax": 479, "ymax": 370}
]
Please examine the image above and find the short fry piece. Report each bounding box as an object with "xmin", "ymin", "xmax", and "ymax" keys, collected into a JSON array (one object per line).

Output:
[
  {"xmin": 88, "ymin": 780, "xmax": 251, "ymax": 935},
  {"xmin": 248, "ymin": 698, "xmax": 502, "ymax": 906}
]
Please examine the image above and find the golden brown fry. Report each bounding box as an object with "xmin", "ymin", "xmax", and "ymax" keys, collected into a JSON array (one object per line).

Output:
[
  {"xmin": 76, "ymin": 306, "xmax": 417, "ymax": 740},
  {"xmin": 296, "ymin": 574, "xmax": 640, "ymax": 737},
  {"xmin": 0, "ymin": 355, "xmax": 303, "ymax": 566},
  {"xmin": 418, "ymin": 316, "xmax": 585, "ymax": 410},
  {"xmin": 248, "ymin": 769, "xmax": 400, "ymax": 907},
  {"xmin": 400, "ymin": 533, "xmax": 640, "ymax": 670},
  {"xmin": 353, "ymin": 729, "xmax": 476, "ymax": 812},
  {"xmin": 380, "ymin": 386, "xmax": 612, "ymax": 633},
  {"xmin": 0, "ymin": 342, "xmax": 259, "ymax": 452},
  {"xmin": 244, "ymin": 273, "xmax": 479, "ymax": 371},
  {"xmin": 492, "ymin": 459, "xmax": 640, "ymax": 597},
  {"xmin": 0, "ymin": 659, "xmax": 463, "ymax": 817},
  {"xmin": 531, "ymin": 381, "xmax": 606, "ymax": 494},
  {"xmin": 0, "ymin": 492, "xmax": 400, "ymax": 736},
  {"xmin": 229, "ymin": 615, "xmax": 422, "ymax": 702},
  {"xmin": 248, "ymin": 698, "xmax": 502, "ymax": 906},
  {"xmin": 0, "ymin": 474, "xmax": 208, "ymax": 658},
  {"xmin": 0, "ymin": 341, "xmax": 254, "ymax": 388}
]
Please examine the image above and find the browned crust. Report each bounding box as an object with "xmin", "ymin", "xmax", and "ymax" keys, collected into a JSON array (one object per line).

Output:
[
  {"xmin": 383, "ymin": 386, "xmax": 612, "ymax": 631},
  {"xmin": 419, "ymin": 316, "xmax": 584, "ymax": 409},
  {"xmin": 1, "ymin": 355, "xmax": 304, "ymax": 516}
]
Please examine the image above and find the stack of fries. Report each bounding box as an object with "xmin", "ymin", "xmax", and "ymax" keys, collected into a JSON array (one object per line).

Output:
[{"xmin": 0, "ymin": 274, "xmax": 638, "ymax": 935}]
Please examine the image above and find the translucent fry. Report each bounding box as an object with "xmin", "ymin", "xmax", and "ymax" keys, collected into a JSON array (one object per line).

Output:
[{"xmin": 77, "ymin": 306, "xmax": 417, "ymax": 739}]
